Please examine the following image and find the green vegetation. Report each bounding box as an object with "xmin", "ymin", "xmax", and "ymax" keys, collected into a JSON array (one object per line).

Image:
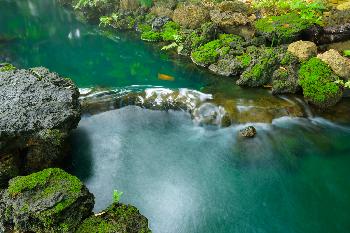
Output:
[
  {"xmin": 113, "ymin": 190, "xmax": 123, "ymax": 203},
  {"xmin": 344, "ymin": 50, "xmax": 350, "ymax": 57},
  {"xmin": 255, "ymin": 13, "xmax": 313, "ymax": 45},
  {"xmin": 8, "ymin": 168, "xmax": 83, "ymax": 228},
  {"xmin": 191, "ymin": 34, "xmax": 243, "ymax": 66},
  {"xmin": 236, "ymin": 53, "xmax": 252, "ymax": 68},
  {"xmin": 252, "ymin": 0, "xmax": 326, "ymax": 24},
  {"xmin": 298, "ymin": 58, "xmax": 341, "ymax": 107},
  {"xmin": 0, "ymin": 63, "xmax": 16, "ymax": 72},
  {"xmin": 77, "ymin": 203, "xmax": 151, "ymax": 233},
  {"xmin": 161, "ymin": 22, "xmax": 181, "ymax": 41},
  {"xmin": 141, "ymin": 30, "xmax": 162, "ymax": 41},
  {"xmin": 238, "ymin": 47, "xmax": 280, "ymax": 87}
]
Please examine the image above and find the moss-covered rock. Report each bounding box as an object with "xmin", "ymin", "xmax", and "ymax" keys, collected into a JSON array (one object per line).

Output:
[
  {"xmin": 298, "ymin": 57, "xmax": 343, "ymax": 108},
  {"xmin": 255, "ymin": 13, "xmax": 312, "ymax": 45},
  {"xmin": 272, "ymin": 66, "xmax": 300, "ymax": 95},
  {"xmin": 0, "ymin": 168, "xmax": 94, "ymax": 233},
  {"xmin": 191, "ymin": 34, "xmax": 244, "ymax": 67},
  {"xmin": 76, "ymin": 202, "xmax": 151, "ymax": 233},
  {"xmin": 236, "ymin": 47, "xmax": 282, "ymax": 87}
]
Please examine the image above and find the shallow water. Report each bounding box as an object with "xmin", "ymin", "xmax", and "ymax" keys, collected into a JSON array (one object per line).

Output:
[
  {"xmin": 2, "ymin": 0, "xmax": 350, "ymax": 233},
  {"xmin": 70, "ymin": 107, "xmax": 350, "ymax": 233}
]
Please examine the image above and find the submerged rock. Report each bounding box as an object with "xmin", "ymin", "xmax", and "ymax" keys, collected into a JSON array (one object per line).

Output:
[
  {"xmin": 317, "ymin": 49, "xmax": 350, "ymax": 80},
  {"xmin": 239, "ymin": 126, "xmax": 257, "ymax": 138},
  {"xmin": 287, "ymin": 40, "xmax": 317, "ymax": 62},
  {"xmin": 0, "ymin": 168, "xmax": 94, "ymax": 233},
  {"xmin": 77, "ymin": 203, "xmax": 151, "ymax": 233},
  {"xmin": 0, "ymin": 67, "xmax": 81, "ymax": 187}
]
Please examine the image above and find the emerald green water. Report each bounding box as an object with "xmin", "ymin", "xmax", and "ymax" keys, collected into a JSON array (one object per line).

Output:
[{"xmin": 1, "ymin": 1, "xmax": 350, "ymax": 233}]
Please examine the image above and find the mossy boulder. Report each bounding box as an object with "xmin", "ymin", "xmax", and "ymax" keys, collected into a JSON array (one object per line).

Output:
[
  {"xmin": 272, "ymin": 66, "xmax": 300, "ymax": 95},
  {"xmin": 317, "ymin": 49, "xmax": 350, "ymax": 80},
  {"xmin": 173, "ymin": 4, "xmax": 210, "ymax": 29},
  {"xmin": 298, "ymin": 57, "xmax": 343, "ymax": 109},
  {"xmin": 0, "ymin": 168, "xmax": 94, "ymax": 233},
  {"xmin": 287, "ymin": 40, "xmax": 317, "ymax": 62},
  {"xmin": 255, "ymin": 13, "xmax": 312, "ymax": 45},
  {"xmin": 0, "ymin": 67, "xmax": 81, "ymax": 188},
  {"xmin": 236, "ymin": 47, "xmax": 282, "ymax": 87},
  {"xmin": 77, "ymin": 202, "xmax": 151, "ymax": 233},
  {"xmin": 191, "ymin": 34, "xmax": 244, "ymax": 67}
]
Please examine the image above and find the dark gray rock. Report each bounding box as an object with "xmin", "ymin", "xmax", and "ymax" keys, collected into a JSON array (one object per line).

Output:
[
  {"xmin": 0, "ymin": 67, "xmax": 81, "ymax": 188},
  {"xmin": 239, "ymin": 126, "xmax": 257, "ymax": 138},
  {"xmin": 152, "ymin": 16, "xmax": 171, "ymax": 31}
]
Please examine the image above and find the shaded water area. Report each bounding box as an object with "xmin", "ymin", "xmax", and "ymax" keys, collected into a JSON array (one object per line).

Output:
[{"xmin": 1, "ymin": 0, "xmax": 350, "ymax": 233}]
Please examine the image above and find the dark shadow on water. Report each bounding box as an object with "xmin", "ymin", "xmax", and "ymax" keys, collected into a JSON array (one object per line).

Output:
[{"xmin": 66, "ymin": 127, "xmax": 93, "ymax": 182}]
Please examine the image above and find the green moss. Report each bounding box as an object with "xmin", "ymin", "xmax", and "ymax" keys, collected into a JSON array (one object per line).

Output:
[
  {"xmin": 40, "ymin": 129, "xmax": 65, "ymax": 146},
  {"xmin": 0, "ymin": 63, "xmax": 16, "ymax": 72},
  {"xmin": 236, "ymin": 53, "xmax": 252, "ymax": 67},
  {"xmin": 255, "ymin": 13, "xmax": 312, "ymax": 44},
  {"xmin": 238, "ymin": 47, "xmax": 280, "ymax": 87},
  {"xmin": 141, "ymin": 30, "xmax": 162, "ymax": 42},
  {"xmin": 8, "ymin": 168, "xmax": 82, "ymax": 216},
  {"xmin": 191, "ymin": 34, "xmax": 244, "ymax": 66},
  {"xmin": 77, "ymin": 203, "xmax": 151, "ymax": 233},
  {"xmin": 298, "ymin": 58, "xmax": 341, "ymax": 106},
  {"xmin": 161, "ymin": 21, "xmax": 180, "ymax": 41}
]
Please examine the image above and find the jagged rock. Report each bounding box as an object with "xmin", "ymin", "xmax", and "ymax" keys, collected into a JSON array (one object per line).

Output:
[
  {"xmin": 239, "ymin": 126, "xmax": 256, "ymax": 138},
  {"xmin": 120, "ymin": 0, "xmax": 140, "ymax": 11},
  {"xmin": 173, "ymin": 4, "xmax": 210, "ymax": 29},
  {"xmin": 272, "ymin": 66, "xmax": 300, "ymax": 95},
  {"xmin": 317, "ymin": 49, "xmax": 350, "ymax": 80},
  {"xmin": 287, "ymin": 40, "xmax": 317, "ymax": 61},
  {"xmin": 236, "ymin": 47, "xmax": 282, "ymax": 87},
  {"xmin": 208, "ymin": 55, "xmax": 246, "ymax": 76},
  {"xmin": 152, "ymin": 16, "xmax": 171, "ymax": 31},
  {"xmin": 0, "ymin": 67, "xmax": 81, "ymax": 187},
  {"xmin": 77, "ymin": 203, "xmax": 151, "ymax": 233},
  {"xmin": 0, "ymin": 168, "xmax": 94, "ymax": 233}
]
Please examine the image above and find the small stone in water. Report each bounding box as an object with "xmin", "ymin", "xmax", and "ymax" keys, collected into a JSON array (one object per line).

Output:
[{"xmin": 239, "ymin": 126, "xmax": 257, "ymax": 138}]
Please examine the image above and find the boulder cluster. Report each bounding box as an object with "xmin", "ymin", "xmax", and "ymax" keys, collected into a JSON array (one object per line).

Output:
[{"xmin": 63, "ymin": 0, "xmax": 350, "ymax": 110}]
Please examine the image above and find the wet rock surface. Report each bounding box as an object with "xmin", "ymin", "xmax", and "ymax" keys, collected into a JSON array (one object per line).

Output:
[
  {"xmin": 239, "ymin": 126, "xmax": 257, "ymax": 138},
  {"xmin": 0, "ymin": 168, "xmax": 94, "ymax": 233},
  {"xmin": 0, "ymin": 67, "xmax": 81, "ymax": 187}
]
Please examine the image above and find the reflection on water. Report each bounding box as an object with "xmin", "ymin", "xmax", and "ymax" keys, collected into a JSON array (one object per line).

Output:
[{"xmin": 69, "ymin": 106, "xmax": 350, "ymax": 233}]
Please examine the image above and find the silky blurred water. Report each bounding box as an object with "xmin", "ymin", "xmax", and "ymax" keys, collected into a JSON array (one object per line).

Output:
[{"xmin": 1, "ymin": 1, "xmax": 350, "ymax": 233}]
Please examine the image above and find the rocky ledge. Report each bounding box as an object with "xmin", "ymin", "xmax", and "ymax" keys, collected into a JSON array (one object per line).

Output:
[{"xmin": 0, "ymin": 67, "xmax": 81, "ymax": 188}]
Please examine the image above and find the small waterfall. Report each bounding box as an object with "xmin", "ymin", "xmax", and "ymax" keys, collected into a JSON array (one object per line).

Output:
[{"xmin": 294, "ymin": 97, "xmax": 314, "ymax": 118}]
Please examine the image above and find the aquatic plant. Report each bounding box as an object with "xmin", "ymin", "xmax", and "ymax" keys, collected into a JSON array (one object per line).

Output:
[
  {"xmin": 298, "ymin": 57, "xmax": 342, "ymax": 108},
  {"xmin": 141, "ymin": 30, "xmax": 162, "ymax": 42},
  {"xmin": 161, "ymin": 21, "xmax": 181, "ymax": 42},
  {"xmin": 0, "ymin": 63, "xmax": 16, "ymax": 72},
  {"xmin": 113, "ymin": 189, "xmax": 123, "ymax": 203}
]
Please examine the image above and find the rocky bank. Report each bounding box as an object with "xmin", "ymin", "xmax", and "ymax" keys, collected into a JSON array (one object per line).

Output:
[{"xmin": 0, "ymin": 67, "xmax": 81, "ymax": 188}]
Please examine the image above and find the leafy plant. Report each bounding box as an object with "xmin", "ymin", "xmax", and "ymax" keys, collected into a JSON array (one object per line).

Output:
[
  {"xmin": 344, "ymin": 50, "xmax": 350, "ymax": 57},
  {"xmin": 113, "ymin": 190, "xmax": 123, "ymax": 203}
]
